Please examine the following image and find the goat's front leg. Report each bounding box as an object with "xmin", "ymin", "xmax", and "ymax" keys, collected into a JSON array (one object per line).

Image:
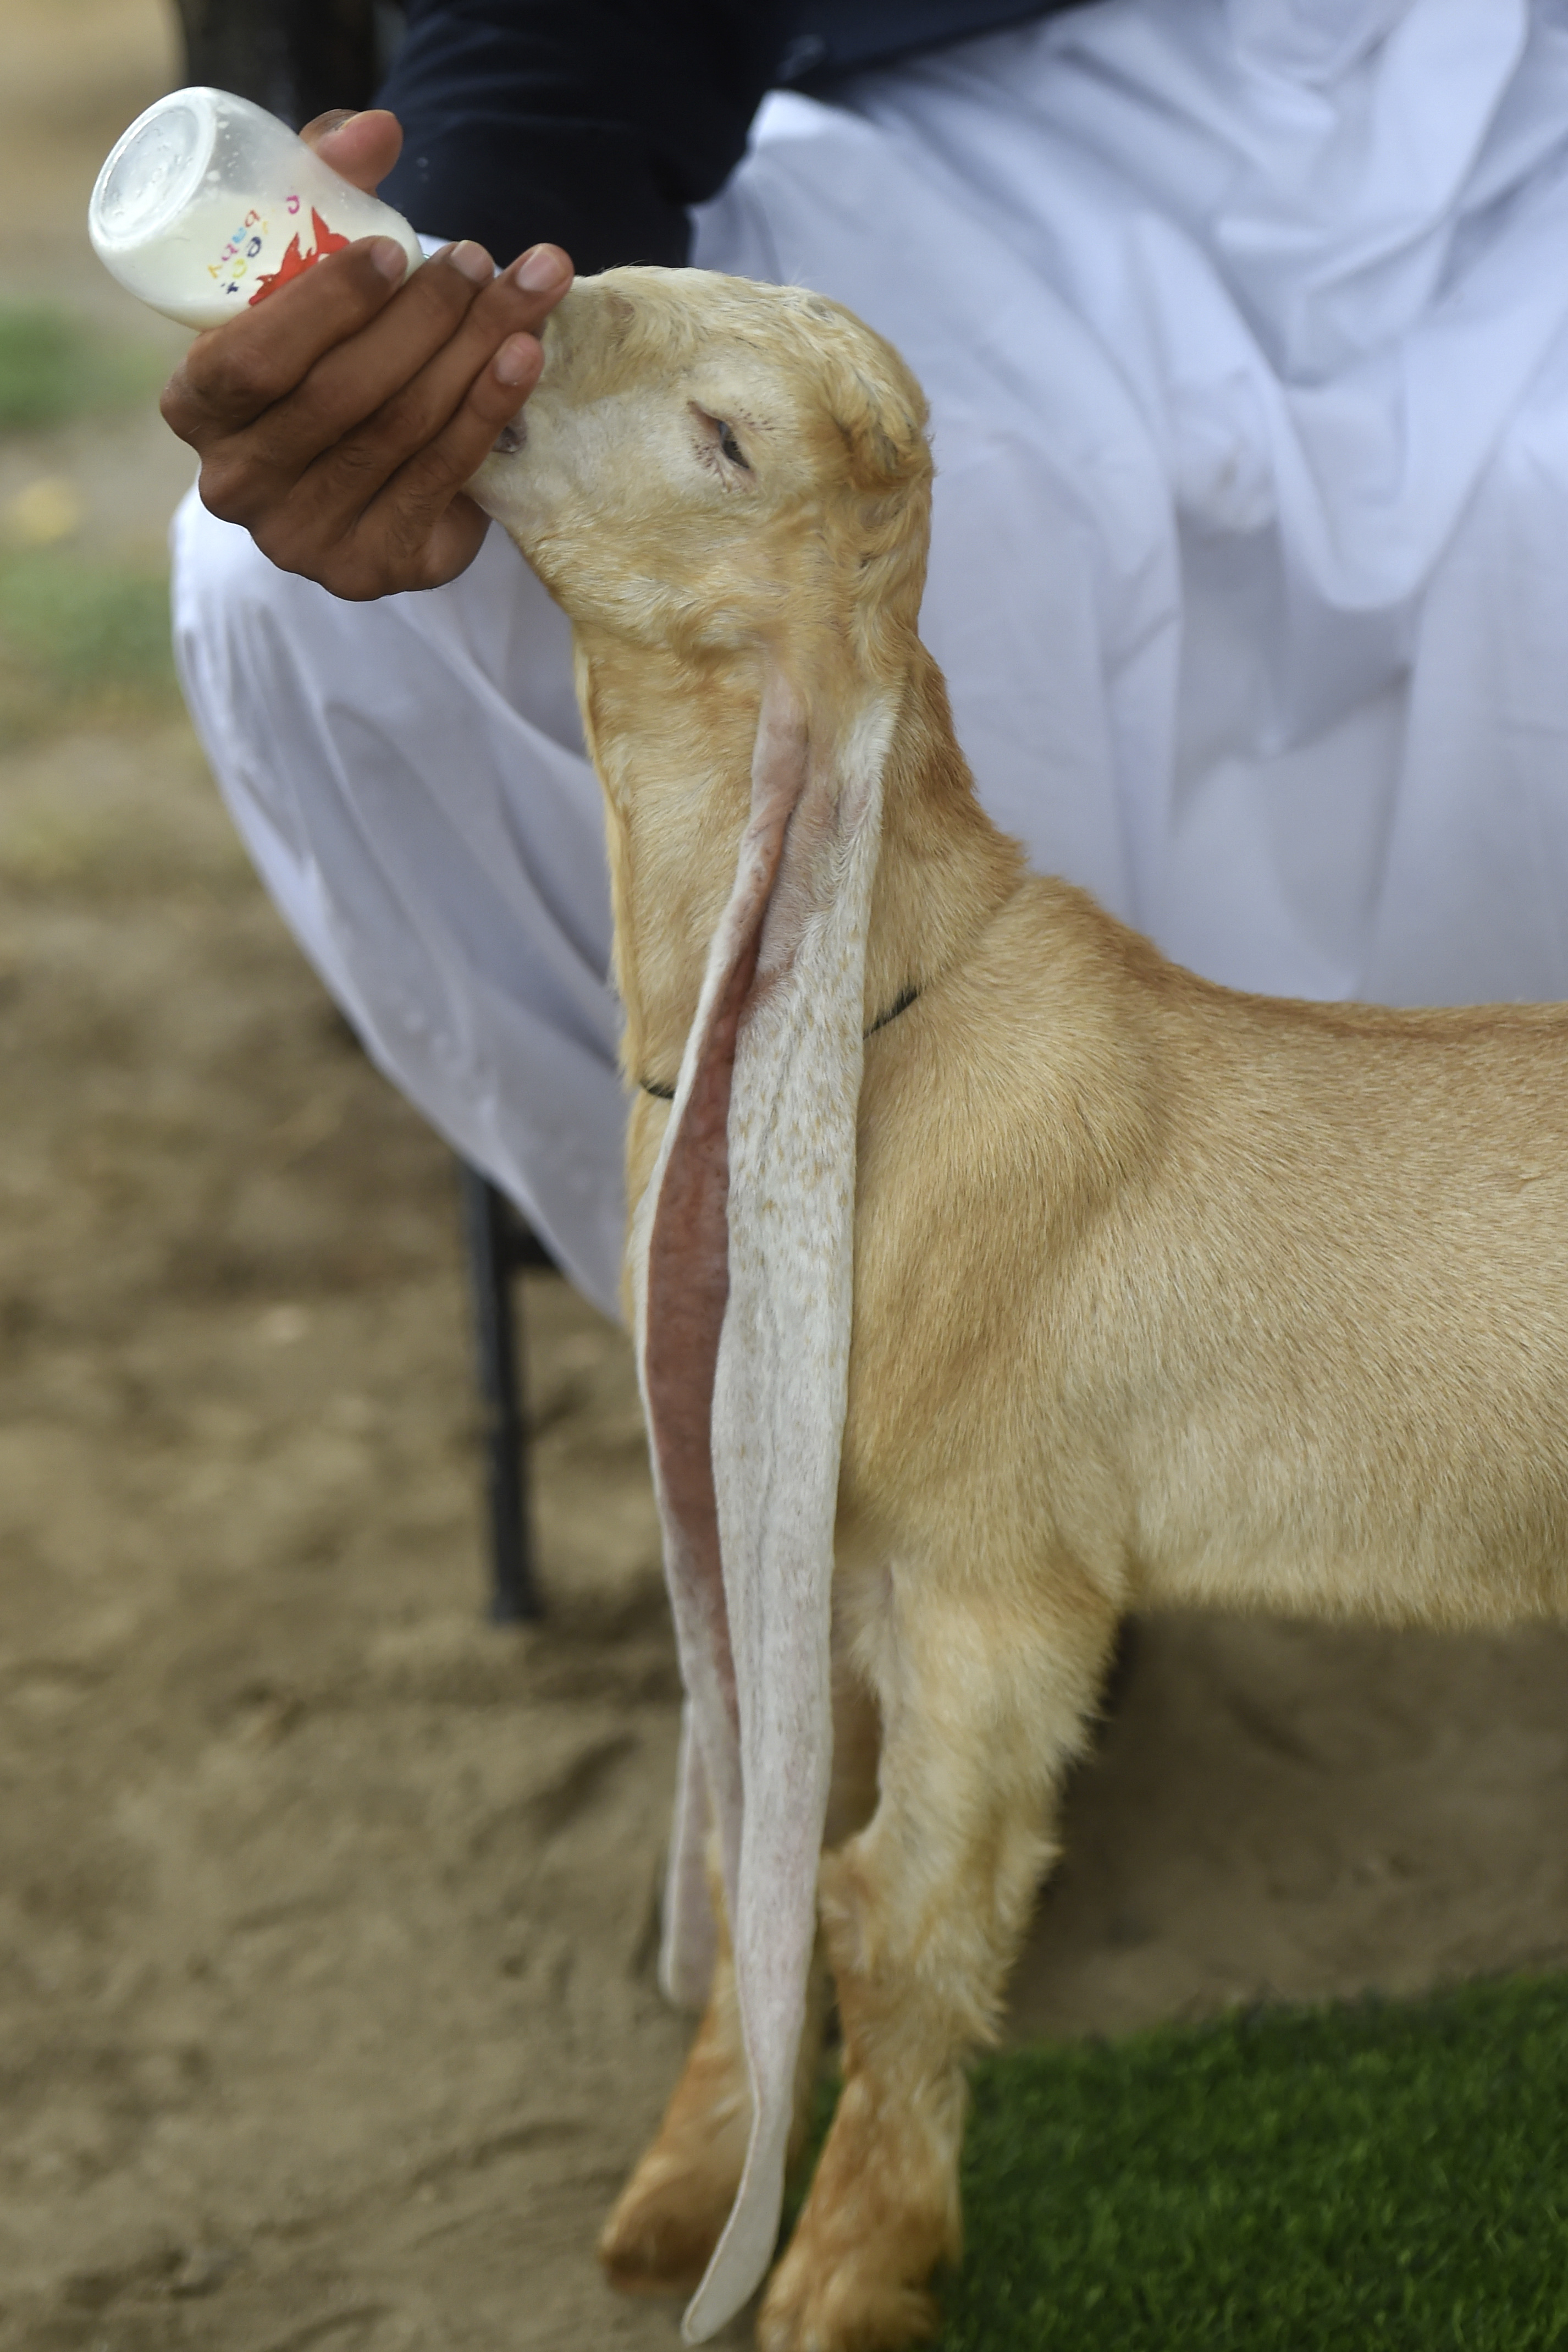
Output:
[
  {"xmin": 600, "ymin": 1655, "xmax": 881, "ymax": 2296},
  {"xmin": 759, "ymin": 1565, "xmax": 1116, "ymax": 2352}
]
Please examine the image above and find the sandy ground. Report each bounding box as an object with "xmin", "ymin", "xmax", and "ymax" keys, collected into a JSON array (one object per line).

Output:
[{"xmin": 3, "ymin": 7, "xmax": 1568, "ymax": 2348}]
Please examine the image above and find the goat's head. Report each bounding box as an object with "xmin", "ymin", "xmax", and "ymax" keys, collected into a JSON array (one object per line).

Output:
[{"xmin": 470, "ymin": 267, "xmax": 932, "ymax": 671}]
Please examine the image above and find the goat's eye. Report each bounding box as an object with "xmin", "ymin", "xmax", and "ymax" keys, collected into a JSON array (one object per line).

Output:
[{"xmin": 691, "ymin": 404, "xmax": 755, "ymax": 480}]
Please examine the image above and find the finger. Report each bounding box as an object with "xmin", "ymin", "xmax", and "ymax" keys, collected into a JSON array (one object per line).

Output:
[
  {"xmin": 360, "ymin": 334, "xmax": 546, "ymax": 557},
  {"xmin": 172, "ymin": 235, "xmax": 568, "ymax": 463},
  {"xmin": 251, "ymin": 249, "xmax": 561, "ymax": 516},
  {"xmin": 495, "ymin": 243, "xmax": 575, "ymax": 312},
  {"xmin": 335, "ymin": 493, "xmax": 494, "ymax": 600},
  {"xmin": 218, "ymin": 240, "xmax": 504, "ymax": 507},
  {"xmin": 189, "ymin": 244, "xmax": 500, "ymax": 525},
  {"xmin": 396, "ymin": 241, "xmax": 570, "ymax": 392},
  {"xmin": 262, "ymin": 332, "xmax": 541, "ymax": 598},
  {"xmin": 416, "ymin": 493, "xmax": 498, "ymax": 590},
  {"xmin": 302, "ymin": 107, "xmax": 404, "ymax": 192},
  {"xmin": 300, "ymin": 108, "xmax": 358, "ymax": 142},
  {"xmin": 163, "ymin": 236, "xmax": 411, "ymax": 444}
]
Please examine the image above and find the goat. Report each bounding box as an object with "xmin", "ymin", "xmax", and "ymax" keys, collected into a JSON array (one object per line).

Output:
[{"xmin": 471, "ymin": 267, "xmax": 1568, "ymax": 2351}]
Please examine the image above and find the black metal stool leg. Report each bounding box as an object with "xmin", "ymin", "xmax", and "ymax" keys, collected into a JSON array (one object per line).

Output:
[{"xmin": 459, "ymin": 1161, "xmax": 544, "ymax": 1623}]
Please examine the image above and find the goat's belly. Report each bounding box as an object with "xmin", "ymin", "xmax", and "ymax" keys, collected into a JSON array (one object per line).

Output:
[
  {"xmin": 1081, "ymin": 1165, "xmax": 1568, "ymax": 1631},
  {"xmin": 1127, "ymin": 1447, "xmax": 1568, "ymax": 1631}
]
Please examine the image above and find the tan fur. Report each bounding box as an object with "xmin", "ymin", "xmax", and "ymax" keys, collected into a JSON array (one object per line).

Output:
[{"xmin": 472, "ymin": 266, "xmax": 1568, "ymax": 2349}]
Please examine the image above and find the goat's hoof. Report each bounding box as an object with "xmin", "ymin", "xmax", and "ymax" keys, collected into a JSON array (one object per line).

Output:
[
  {"xmin": 598, "ymin": 2157, "xmax": 729, "ymax": 2298},
  {"xmin": 757, "ymin": 2241, "xmax": 938, "ymax": 2352}
]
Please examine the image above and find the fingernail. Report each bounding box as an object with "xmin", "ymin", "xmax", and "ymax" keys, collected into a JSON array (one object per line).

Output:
[
  {"xmin": 495, "ymin": 334, "xmax": 539, "ymax": 386},
  {"xmin": 512, "ymin": 245, "xmax": 569, "ymax": 294},
  {"xmin": 370, "ymin": 239, "xmax": 408, "ymax": 283},
  {"xmin": 449, "ymin": 240, "xmax": 495, "ymax": 285}
]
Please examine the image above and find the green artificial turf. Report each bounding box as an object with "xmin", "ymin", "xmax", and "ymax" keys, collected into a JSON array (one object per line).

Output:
[{"xmin": 798, "ymin": 1975, "xmax": 1568, "ymax": 2351}]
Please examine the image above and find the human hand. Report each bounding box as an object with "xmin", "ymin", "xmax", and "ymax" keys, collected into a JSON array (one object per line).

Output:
[{"xmin": 160, "ymin": 108, "xmax": 571, "ymax": 599}]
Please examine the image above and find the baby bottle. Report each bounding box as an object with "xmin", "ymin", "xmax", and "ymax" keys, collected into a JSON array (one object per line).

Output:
[{"xmin": 89, "ymin": 87, "xmax": 424, "ymax": 332}]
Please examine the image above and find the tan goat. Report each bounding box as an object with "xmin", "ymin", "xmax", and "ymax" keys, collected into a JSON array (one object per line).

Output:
[{"xmin": 471, "ymin": 267, "xmax": 1568, "ymax": 2352}]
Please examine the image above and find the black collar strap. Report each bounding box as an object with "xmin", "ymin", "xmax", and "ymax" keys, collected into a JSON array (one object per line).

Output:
[
  {"xmin": 865, "ymin": 982, "xmax": 919, "ymax": 1039},
  {"xmin": 639, "ymin": 983, "xmax": 919, "ymax": 1101}
]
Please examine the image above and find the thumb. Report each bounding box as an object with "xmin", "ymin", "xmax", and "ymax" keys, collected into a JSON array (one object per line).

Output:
[{"xmin": 299, "ymin": 107, "xmax": 404, "ymax": 195}]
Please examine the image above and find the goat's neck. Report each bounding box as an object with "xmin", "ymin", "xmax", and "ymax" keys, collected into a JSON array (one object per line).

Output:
[{"xmin": 575, "ymin": 626, "xmax": 1026, "ymax": 1093}]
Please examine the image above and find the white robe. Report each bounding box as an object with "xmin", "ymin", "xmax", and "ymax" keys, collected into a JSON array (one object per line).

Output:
[{"xmin": 173, "ymin": 0, "xmax": 1568, "ymax": 1317}]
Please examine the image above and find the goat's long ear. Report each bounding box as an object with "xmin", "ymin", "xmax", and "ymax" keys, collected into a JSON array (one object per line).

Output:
[{"xmin": 629, "ymin": 656, "xmax": 894, "ymax": 2342}]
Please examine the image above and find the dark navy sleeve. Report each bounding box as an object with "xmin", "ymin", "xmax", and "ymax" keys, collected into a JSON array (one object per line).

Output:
[
  {"xmin": 376, "ymin": 1, "xmax": 793, "ymax": 271},
  {"xmin": 375, "ymin": 1, "xmax": 1079, "ymax": 274}
]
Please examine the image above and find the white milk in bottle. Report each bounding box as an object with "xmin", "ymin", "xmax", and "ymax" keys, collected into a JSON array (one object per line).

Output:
[{"xmin": 89, "ymin": 87, "xmax": 424, "ymax": 332}]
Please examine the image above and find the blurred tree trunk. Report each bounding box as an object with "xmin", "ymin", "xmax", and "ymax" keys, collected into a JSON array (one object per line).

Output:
[{"xmin": 172, "ymin": 0, "xmax": 394, "ymax": 127}]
